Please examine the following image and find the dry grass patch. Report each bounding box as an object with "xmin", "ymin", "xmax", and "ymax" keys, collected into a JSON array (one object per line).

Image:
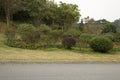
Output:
[{"xmin": 0, "ymin": 47, "xmax": 120, "ymax": 62}]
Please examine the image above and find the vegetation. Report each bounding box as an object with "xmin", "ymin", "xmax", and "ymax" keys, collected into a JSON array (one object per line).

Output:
[
  {"xmin": 62, "ymin": 37, "xmax": 76, "ymax": 49},
  {"xmin": 0, "ymin": 0, "xmax": 120, "ymax": 62},
  {"xmin": 79, "ymin": 33, "xmax": 95, "ymax": 48},
  {"xmin": 90, "ymin": 36, "xmax": 113, "ymax": 53},
  {"xmin": 0, "ymin": 33, "xmax": 120, "ymax": 63},
  {"xmin": 102, "ymin": 23, "xmax": 117, "ymax": 33}
]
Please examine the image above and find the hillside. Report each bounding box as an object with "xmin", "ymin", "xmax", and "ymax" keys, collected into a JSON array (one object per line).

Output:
[{"xmin": 0, "ymin": 33, "xmax": 120, "ymax": 63}]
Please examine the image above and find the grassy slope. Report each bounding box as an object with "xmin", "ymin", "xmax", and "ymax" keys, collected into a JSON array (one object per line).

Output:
[{"xmin": 0, "ymin": 33, "xmax": 120, "ymax": 63}]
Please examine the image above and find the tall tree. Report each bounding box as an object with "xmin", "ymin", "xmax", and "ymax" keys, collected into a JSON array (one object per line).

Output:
[
  {"xmin": 16, "ymin": 0, "xmax": 47, "ymax": 25},
  {"xmin": 42, "ymin": 1, "xmax": 58, "ymax": 25},
  {"xmin": 57, "ymin": 2, "xmax": 80, "ymax": 30},
  {"xmin": 0, "ymin": 0, "xmax": 17, "ymax": 27}
]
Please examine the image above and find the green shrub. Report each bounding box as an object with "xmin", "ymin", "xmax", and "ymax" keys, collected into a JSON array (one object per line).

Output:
[
  {"xmin": 62, "ymin": 37, "xmax": 76, "ymax": 49},
  {"xmin": 63, "ymin": 29, "xmax": 80, "ymax": 38},
  {"xmin": 40, "ymin": 35, "xmax": 52, "ymax": 48},
  {"xmin": 104, "ymin": 33, "xmax": 115, "ymax": 42},
  {"xmin": 90, "ymin": 36, "xmax": 113, "ymax": 53},
  {"xmin": 114, "ymin": 32, "xmax": 120, "ymax": 42},
  {"xmin": 5, "ymin": 27, "xmax": 16, "ymax": 41},
  {"xmin": 49, "ymin": 30, "xmax": 62, "ymax": 46},
  {"xmin": 38, "ymin": 24, "xmax": 51, "ymax": 35},
  {"xmin": 17, "ymin": 23, "xmax": 40, "ymax": 44},
  {"xmin": 79, "ymin": 33, "xmax": 95, "ymax": 43},
  {"xmin": 5, "ymin": 41, "xmax": 17, "ymax": 47},
  {"xmin": 102, "ymin": 23, "xmax": 117, "ymax": 33},
  {"xmin": 50, "ymin": 30, "xmax": 62, "ymax": 40},
  {"xmin": 79, "ymin": 33, "xmax": 95, "ymax": 48},
  {"xmin": 5, "ymin": 23, "xmax": 17, "ymax": 41}
]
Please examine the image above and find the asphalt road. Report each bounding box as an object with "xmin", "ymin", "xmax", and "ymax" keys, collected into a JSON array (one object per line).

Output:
[{"xmin": 0, "ymin": 63, "xmax": 120, "ymax": 80}]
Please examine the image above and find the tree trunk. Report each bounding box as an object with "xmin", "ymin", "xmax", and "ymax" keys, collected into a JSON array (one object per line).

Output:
[{"xmin": 6, "ymin": 8, "xmax": 10, "ymax": 27}]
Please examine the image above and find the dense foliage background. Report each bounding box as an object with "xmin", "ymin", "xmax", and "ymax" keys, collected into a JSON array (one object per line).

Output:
[{"xmin": 0, "ymin": 0, "xmax": 120, "ymax": 53}]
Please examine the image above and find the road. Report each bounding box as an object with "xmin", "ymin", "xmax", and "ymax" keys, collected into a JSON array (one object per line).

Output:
[{"xmin": 0, "ymin": 63, "xmax": 120, "ymax": 80}]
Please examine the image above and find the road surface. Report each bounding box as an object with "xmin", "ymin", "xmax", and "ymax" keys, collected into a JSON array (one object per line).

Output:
[{"xmin": 0, "ymin": 63, "xmax": 120, "ymax": 80}]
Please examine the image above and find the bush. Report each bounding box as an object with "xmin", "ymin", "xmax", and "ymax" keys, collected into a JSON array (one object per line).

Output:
[
  {"xmin": 5, "ymin": 23, "xmax": 17, "ymax": 41},
  {"xmin": 38, "ymin": 24, "xmax": 51, "ymax": 35},
  {"xmin": 62, "ymin": 37, "xmax": 76, "ymax": 49},
  {"xmin": 104, "ymin": 33, "xmax": 115, "ymax": 42},
  {"xmin": 79, "ymin": 33, "xmax": 95, "ymax": 48},
  {"xmin": 63, "ymin": 29, "xmax": 80, "ymax": 38},
  {"xmin": 50, "ymin": 30, "xmax": 62, "ymax": 40},
  {"xmin": 114, "ymin": 32, "xmax": 120, "ymax": 42},
  {"xmin": 102, "ymin": 23, "xmax": 117, "ymax": 33},
  {"xmin": 90, "ymin": 36, "xmax": 113, "ymax": 53},
  {"xmin": 5, "ymin": 27, "xmax": 16, "ymax": 41},
  {"xmin": 17, "ymin": 23, "xmax": 40, "ymax": 44},
  {"xmin": 79, "ymin": 33, "xmax": 95, "ymax": 43},
  {"xmin": 49, "ymin": 30, "xmax": 62, "ymax": 46}
]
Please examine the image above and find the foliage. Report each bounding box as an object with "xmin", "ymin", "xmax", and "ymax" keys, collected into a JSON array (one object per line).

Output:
[
  {"xmin": 79, "ymin": 33, "xmax": 95, "ymax": 48},
  {"xmin": 63, "ymin": 29, "xmax": 80, "ymax": 38},
  {"xmin": 38, "ymin": 24, "xmax": 51, "ymax": 35},
  {"xmin": 83, "ymin": 24, "xmax": 102, "ymax": 34},
  {"xmin": 10, "ymin": 0, "xmax": 80, "ymax": 26},
  {"xmin": 58, "ymin": 2, "xmax": 80, "ymax": 24},
  {"xmin": 17, "ymin": 23, "xmax": 40, "ymax": 44},
  {"xmin": 5, "ymin": 27, "xmax": 16, "ymax": 41},
  {"xmin": 103, "ymin": 33, "xmax": 115, "ymax": 42},
  {"xmin": 62, "ymin": 37, "xmax": 76, "ymax": 49},
  {"xmin": 114, "ymin": 32, "xmax": 120, "ymax": 42},
  {"xmin": 37, "ymin": 24, "xmax": 53, "ymax": 47},
  {"xmin": 113, "ymin": 18, "xmax": 120, "ymax": 29},
  {"xmin": 13, "ymin": 0, "xmax": 47, "ymax": 25},
  {"xmin": 79, "ymin": 33, "xmax": 95, "ymax": 42},
  {"xmin": 0, "ymin": 0, "xmax": 17, "ymax": 27},
  {"xmin": 102, "ymin": 23, "xmax": 117, "ymax": 33},
  {"xmin": 90, "ymin": 36, "xmax": 113, "ymax": 53},
  {"xmin": 50, "ymin": 30, "xmax": 62, "ymax": 42},
  {"xmin": 42, "ymin": 1, "xmax": 58, "ymax": 25}
]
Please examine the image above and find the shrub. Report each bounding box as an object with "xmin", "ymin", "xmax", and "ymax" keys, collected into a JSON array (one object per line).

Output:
[
  {"xmin": 79, "ymin": 33, "xmax": 95, "ymax": 43},
  {"xmin": 90, "ymin": 36, "xmax": 113, "ymax": 53},
  {"xmin": 104, "ymin": 33, "xmax": 115, "ymax": 42},
  {"xmin": 49, "ymin": 30, "xmax": 62, "ymax": 46},
  {"xmin": 63, "ymin": 29, "xmax": 80, "ymax": 38},
  {"xmin": 5, "ymin": 27, "xmax": 16, "ymax": 41},
  {"xmin": 38, "ymin": 24, "xmax": 51, "ymax": 35},
  {"xmin": 40, "ymin": 35, "xmax": 52, "ymax": 48},
  {"xmin": 62, "ymin": 37, "xmax": 76, "ymax": 49},
  {"xmin": 5, "ymin": 23, "xmax": 17, "ymax": 41},
  {"xmin": 79, "ymin": 33, "xmax": 95, "ymax": 48},
  {"xmin": 17, "ymin": 23, "xmax": 40, "ymax": 44},
  {"xmin": 102, "ymin": 23, "xmax": 117, "ymax": 33},
  {"xmin": 114, "ymin": 32, "xmax": 120, "ymax": 42}
]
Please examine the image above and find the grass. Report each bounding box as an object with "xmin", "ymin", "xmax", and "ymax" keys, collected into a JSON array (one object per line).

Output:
[{"xmin": 0, "ymin": 33, "xmax": 120, "ymax": 63}]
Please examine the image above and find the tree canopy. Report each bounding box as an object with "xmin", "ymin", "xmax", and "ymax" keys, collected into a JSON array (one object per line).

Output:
[{"xmin": 0, "ymin": 0, "xmax": 80, "ymax": 28}]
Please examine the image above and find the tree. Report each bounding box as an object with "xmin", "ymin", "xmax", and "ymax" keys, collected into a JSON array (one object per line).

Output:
[
  {"xmin": 57, "ymin": 2, "xmax": 80, "ymax": 31},
  {"xmin": 0, "ymin": 0, "xmax": 80, "ymax": 27},
  {"xmin": 42, "ymin": 1, "xmax": 58, "ymax": 25},
  {"xmin": 79, "ymin": 19, "xmax": 84, "ymax": 31},
  {"xmin": 0, "ymin": 0, "xmax": 17, "ymax": 27},
  {"xmin": 113, "ymin": 18, "xmax": 120, "ymax": 29},
  {"xmin": 14, "ymin": 0, "xmax": 47, "ymax": 25},
  {"xmin": 102, "ymin": 23, "xmax": 117, "ymax": 33}
]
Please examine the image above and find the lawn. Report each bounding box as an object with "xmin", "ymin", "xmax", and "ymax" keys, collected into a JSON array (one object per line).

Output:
[{"xmin": 0, "ymin": 33, "xmax": 120, "ymax": 63}]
